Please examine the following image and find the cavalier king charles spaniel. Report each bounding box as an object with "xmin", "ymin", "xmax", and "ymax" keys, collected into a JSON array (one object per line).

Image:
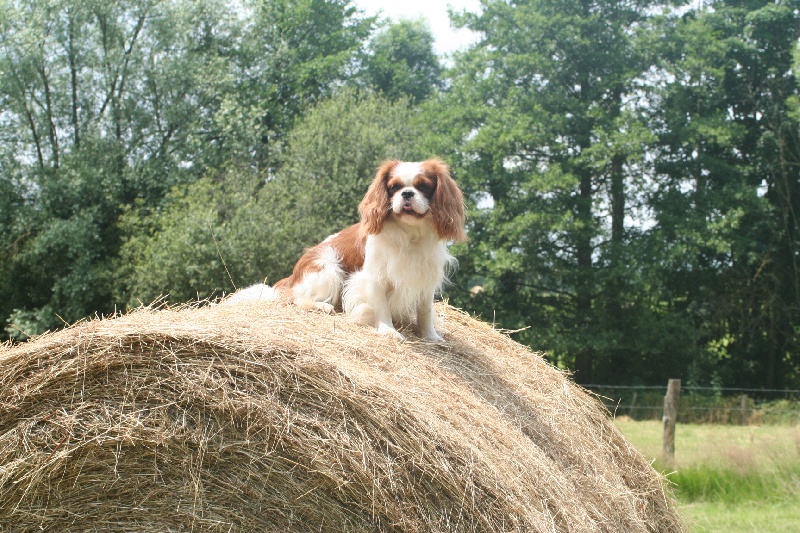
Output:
[{"xmin": 229, "ymin": 158, "xmax": 466, "ymax": 341}]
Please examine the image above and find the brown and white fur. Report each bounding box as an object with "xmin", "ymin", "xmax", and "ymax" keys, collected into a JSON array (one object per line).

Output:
[{"xmin": 228, "ymin": 158, "xmax": 466, "ymax": 341}]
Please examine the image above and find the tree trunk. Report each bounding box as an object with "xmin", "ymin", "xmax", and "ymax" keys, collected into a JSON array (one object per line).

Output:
[
  {"xmin": 574, "ymin": 166, "xmax": 594, "ymax": 384},
  {"xmin": 67, "ymin": 7, "xmax": 81, "ymax": 149}
]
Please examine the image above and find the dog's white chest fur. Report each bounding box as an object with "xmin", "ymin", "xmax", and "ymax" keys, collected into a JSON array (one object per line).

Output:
[{"xmin": 342, "ymin": 223, "xmax": 454, "ymax": 340}]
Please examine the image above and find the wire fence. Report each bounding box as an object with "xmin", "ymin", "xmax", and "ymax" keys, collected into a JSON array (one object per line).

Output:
[
  {"xmin": 580, "ymin": 383, "xmax": 800, "ymax": 425},
  {"xmin": 582, "ymin": 384, "xmax": 800, "ymax": 394}
]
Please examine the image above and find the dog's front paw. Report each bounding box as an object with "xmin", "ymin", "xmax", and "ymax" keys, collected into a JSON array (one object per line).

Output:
[
  {"xmin": 314, "ymin": 302, "xmax": 336, "ymax": 314},
  {"xmin": 377, "ymin": 323, "xmax": 405, "ymax": 341},
  {"xmin": 420, "ymin": 328, "xmax": 445, "ymax": 343}
]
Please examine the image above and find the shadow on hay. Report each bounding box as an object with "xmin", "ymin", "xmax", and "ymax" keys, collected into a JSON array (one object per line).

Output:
[{"xmin": 416, "ymin": 315, "xmax": 682, "ymax": 532}]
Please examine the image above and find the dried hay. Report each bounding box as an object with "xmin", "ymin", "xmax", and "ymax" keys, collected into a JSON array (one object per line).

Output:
[{"xmin": 0, "ymin": 299, "xmax": 685, "ymax": 532}]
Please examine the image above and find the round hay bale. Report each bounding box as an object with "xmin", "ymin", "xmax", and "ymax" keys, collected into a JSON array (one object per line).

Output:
[{"xmin": 0, "ymin": 300, "xmax": 685, "ymax": 532}]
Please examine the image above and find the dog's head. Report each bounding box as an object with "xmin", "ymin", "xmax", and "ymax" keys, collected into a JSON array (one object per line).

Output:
[{"xmin": 359, "ymin": 158, "xmax": 466, "ymax": 241}]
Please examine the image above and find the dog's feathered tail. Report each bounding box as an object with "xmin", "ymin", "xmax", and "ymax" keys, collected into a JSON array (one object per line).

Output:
[{"xmin": 224, "ymin": 283, "xmax": 277, "ymax": 304}]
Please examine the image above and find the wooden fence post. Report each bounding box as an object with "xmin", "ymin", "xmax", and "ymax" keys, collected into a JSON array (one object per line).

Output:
[
  {"xmin": 662, "ymin": 379, "xmax": 681, "ymax": 464},
  {"xmin": 740, "ymin": 394, "xmax": 748, "ymax": 425},
  {"xmin": 628, "ymin": 391, "xmax": 638, "ymax": 418}
]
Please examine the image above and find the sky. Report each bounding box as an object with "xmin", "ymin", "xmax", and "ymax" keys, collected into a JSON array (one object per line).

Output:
[{"xmin": 352, "ymin": 0, "xmax": 481, "ymax": 58}]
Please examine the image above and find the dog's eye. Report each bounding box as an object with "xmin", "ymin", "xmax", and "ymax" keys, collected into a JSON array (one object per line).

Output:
[
  {"xmin": 388, "ymin": 184, "xmax": 402, "ymax": 194},
  {"xmin": 417, "ymin": 184, "xmax": 432, "ymax": 194}
]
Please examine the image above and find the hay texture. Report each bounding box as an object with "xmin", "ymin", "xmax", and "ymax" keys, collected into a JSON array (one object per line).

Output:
[{"xmin": 0, "ymin": 300, "xmax": 685, "ymax": 532}]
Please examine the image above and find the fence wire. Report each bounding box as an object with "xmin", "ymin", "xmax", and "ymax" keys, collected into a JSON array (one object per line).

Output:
[
  {"xmin": 581, "ymin": 384, "xmax": 800, "ymax": 395},
  {"xmin": 580, "ymin": 383, "xmax": 800, "ymax": 423}
]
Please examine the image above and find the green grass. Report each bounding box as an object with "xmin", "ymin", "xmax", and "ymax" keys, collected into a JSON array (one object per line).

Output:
[
  {"xmin": 682, "ymin": 500, "xmax": 800, "ymax": 532},
  {"xmin": 613, "ymin": 419, "xmax": 800, "ymax": 533},
  {"xmin": 669, "ymin": 462, "xmax": 800, "ymax": 505}
]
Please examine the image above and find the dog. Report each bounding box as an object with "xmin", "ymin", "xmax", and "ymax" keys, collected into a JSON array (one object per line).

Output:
[{"xmin": 230, "ymin": 158, "xmax": 466, "ymax": 341}]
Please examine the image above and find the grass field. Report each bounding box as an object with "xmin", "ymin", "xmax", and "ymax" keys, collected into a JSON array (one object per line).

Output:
[{"xmin": 614, "ymin": 419, "xmax": 800, "ymax": 532}]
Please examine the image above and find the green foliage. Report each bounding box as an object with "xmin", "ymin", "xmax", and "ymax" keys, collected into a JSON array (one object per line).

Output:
[
  {"xmin": 649, "ymin": 0, "xmax": 800, "ymax": 389},
  {"xmin": 362, "ymin": 19, "xmax": 442, "ymax": 104},
  {"xmin": 239, "ymin": 0, "xmax": 375, "ymax": 149},
  {"xmin": 116, "ymin": 90, "xmax": 424, "ymax": 305},
  {"xmin": 270, "ymin": 89, "xmax": 424, "ymax": 235},
  {"xmin": 0, "ymin": 154, "xmax": 27, "ymax": 332},
  {"xmin": 117, "ymin": 178, "xmax": 236, "ymax": 306},
  {"xmin": 225, "ymin": 89, "xmax": 427, "ymax": 284},
  {"xmin": 445, "ymin": 0, "xmax": 671, "ymax": 382},
  {"xmin": 1, "ymin": 0, "xmax": 799, "ymax": 393},
  {"xmin": 436, "ymin": 0, "xmax": 800, "ymax": 388},
  {"xmin": 0, "ymin": 0, "xmax": 375, "ymax": 336}
]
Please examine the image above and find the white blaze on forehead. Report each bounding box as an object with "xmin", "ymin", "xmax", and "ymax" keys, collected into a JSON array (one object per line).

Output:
[{"xmin": 393, "ymin": 162, "xmax": 423, "ymax": 186}]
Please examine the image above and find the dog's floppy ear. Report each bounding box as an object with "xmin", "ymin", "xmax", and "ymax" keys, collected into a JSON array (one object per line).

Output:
[
  {"xmin": 359, "ymin": 160, "xmax": 399, "ymax": 235},
  {"xmin": 425, "ymin": 159, "xmax": 466, "ymax": 241}
]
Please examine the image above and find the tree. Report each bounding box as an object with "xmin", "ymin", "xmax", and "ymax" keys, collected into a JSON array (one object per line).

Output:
[
  {"xmin": 0, "ymin": 0, "xmax": 240, "ymax": 337},
  {"xmin": 361, "ymin": 18, "xmax": 442, "ymax": 104},
  {"xmin": 116, "ymin": 90, "xmax": 426, "ymax": 306},
  {"xmin": 446, "ymin": 0, "xmax": 669, "ymax": 383},
  {"xmin": 0, "ymin": 153, "xmax": 28, "ymax": 339},
  {"xmin": 650, "ymin": 1, "xmax": 800, "ymax": 389},
  {"xmin": 0, "ymin": 0, "xmax": 377, "ymax": 338},
  {"xmin": 115, "ymin": 176, "xmax": 250, "ymax": 306},
  {"xmin": 236, "ymin": 0, "xmax": 374, "ymax": 159},
  {"xmin": 224, "ymin": 89, "xmax": 428, "ymax": 287}
]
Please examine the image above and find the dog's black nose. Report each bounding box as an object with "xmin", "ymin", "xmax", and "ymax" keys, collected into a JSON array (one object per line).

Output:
[{"xmin": 401, "ymin": 190, "xmax": 415, "ymax": 200}]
